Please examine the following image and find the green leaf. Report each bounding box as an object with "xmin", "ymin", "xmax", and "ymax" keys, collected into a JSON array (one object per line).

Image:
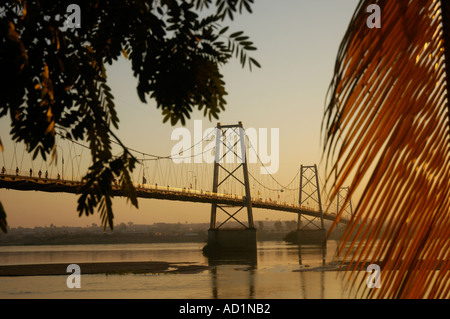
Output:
[
  {"xmin": 219, "ymin": 26, "xmax": 229, "ymax": 35},
  {"xmin": 249, "ymin": 57, "xmax": 261, "ymax": 68},
  {"xmin": 235, "ymin": 36, "xmax": 249, "ymax": 42},
  {"xmin": 229, "ymin": 31, "xmax": 244, "ymax": 38}
]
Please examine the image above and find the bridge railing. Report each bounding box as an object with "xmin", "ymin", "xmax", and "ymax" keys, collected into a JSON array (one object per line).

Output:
[
  {"xmin": 1, "ymin": 170, "xmax": 322, "ymax": 213},
  {"xmin": 131, "ymin": 182, "xmax": 318, "ymax": 211},
  {"xmin": 1, "ymin": 170, "xmax": 65, "ymax": 181}
]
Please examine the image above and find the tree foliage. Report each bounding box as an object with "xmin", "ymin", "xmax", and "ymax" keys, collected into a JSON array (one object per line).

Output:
[
  {"xmin": 323, "ymin": 0, "xmax": 449, "ymax": 298},
  {"xmin": 0, "ymin": 0, "xmax": 259, "ymax": 233}
]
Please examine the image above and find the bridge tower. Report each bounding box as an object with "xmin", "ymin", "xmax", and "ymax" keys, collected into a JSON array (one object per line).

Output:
[
  {"xmin": 336, "ymin": 186, "xmax": 353, "ymax": 231},
  {"xmin": 205, "ymin": 122, "xmax": 256, "ymax": 256},
  {"xmin": 296, "ymin": 164, "xmax": 326, "ymax": 245}
]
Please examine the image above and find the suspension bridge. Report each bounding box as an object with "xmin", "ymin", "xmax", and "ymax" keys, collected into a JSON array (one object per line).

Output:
[{"xmin": 0, "ymin": 122, "xmax": 353, "ymax": 252}]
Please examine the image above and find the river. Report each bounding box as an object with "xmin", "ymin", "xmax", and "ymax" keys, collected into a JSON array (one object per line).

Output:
[{"xmin": 0, "ymin": 240, "xmax": 369, "ymax": 299}]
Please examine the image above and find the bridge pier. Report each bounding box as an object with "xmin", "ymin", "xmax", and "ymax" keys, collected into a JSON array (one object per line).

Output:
[
  {"xmin": 294, "ymin": 229, "xmax": 327, "ymax": 245},
  {"xmin": 204, "ymin": 228, "xmax": 257, "ymax": 256}
]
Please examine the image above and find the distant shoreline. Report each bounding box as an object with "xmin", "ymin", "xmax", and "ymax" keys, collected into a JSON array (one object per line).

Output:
[
  {"xmin": 0, "ymin": 233, "xmax": 208, "ymax": 246},
  {"xmin": 0, "ymin": 231, "xmax": 293, "ymax": 246}
]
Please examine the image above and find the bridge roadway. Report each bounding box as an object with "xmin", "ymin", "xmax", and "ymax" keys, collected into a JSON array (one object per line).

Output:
[{"xmin": 0, "ymin": 174, "xmax": 347, "ymax": 224}]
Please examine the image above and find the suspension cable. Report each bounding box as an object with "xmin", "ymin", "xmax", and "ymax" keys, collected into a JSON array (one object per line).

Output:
[{"xmin": 245, "ymin": 134, "xmax": 300, "ymax": 191}]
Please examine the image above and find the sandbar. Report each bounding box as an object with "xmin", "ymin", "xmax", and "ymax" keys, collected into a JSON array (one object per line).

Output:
[{"xmin": 0, "ymin": 261, "xmax": 210, "ymax": 276}]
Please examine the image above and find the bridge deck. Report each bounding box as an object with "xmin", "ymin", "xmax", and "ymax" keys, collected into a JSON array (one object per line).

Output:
[{"xmin": 0, "ymin": 174, "xmax": 347, "ymax": 223}]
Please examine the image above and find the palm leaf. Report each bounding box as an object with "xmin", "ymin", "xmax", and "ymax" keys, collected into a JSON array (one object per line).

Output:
[{"xmin": 323, "ymin": 0, "xmax": 450, "ymax": 299}]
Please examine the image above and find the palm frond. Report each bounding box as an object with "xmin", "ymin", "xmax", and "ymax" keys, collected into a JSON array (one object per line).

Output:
[{"xmin": 323, "ymin": 0, "xmax": 450, "ymax": 299}]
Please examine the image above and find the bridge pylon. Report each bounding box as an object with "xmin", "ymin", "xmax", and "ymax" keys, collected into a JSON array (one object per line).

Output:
[
  {"xmin": 296, "ymin": 164, "xmax": 326, "ymax": 245},
  {"xmin": 205, "ymin": 121, "xmax": 256, "ymax": 256},
  {"xmin": 336, "ymin": 186, "xmax": 353, "ymax": 231}
]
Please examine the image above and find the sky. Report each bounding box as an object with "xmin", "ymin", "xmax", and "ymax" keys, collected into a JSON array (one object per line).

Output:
[{"xmin": 0, "ymin": 0, "xmax": 361, "ymax": 228}]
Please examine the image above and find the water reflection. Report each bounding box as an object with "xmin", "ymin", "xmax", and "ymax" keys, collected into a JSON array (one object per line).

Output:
[
  {"xmin": 297, "ymin": 267, "xmax": 326, "ymax": 299},
  {"xmin": 206, "ymin": 252, "xmax": 257, "ymax": 299},
  {"xmin": 296, "ymin": 243, "xmax": 327, "ymax": 299},
  {"xmin": 297, "ymin": 243, "xmax": 327, "ymax": 266},
  {"xmin": 206, "ymin": 242, "xmax": 329, "ymax": 299}
]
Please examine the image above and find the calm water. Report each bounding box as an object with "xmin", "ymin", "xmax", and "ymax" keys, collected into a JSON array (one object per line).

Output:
[{"xmin": 0, "ymin": 240, "xmax": 368, "ymax": 299}]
